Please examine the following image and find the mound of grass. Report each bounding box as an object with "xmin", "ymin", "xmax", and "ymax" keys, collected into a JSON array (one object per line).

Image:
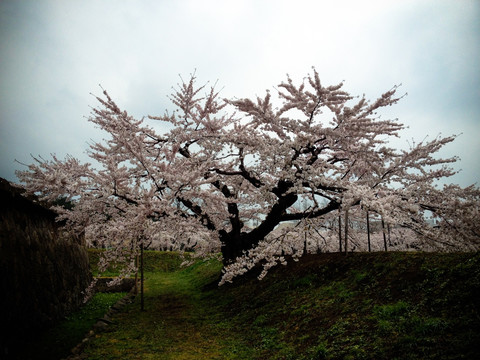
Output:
[
  {"xmin": 218, "ymin": 252, "xmax": 480, "ymax": 359},
  {"xmin": 81, "ymin": 251, "xmax": 479, "ymax": 359}
]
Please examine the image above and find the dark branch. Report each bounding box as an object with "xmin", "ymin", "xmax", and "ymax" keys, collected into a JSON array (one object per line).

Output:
[{"xmin": 178, "ymin": 197, "xmax": 216, "ymax": 231}]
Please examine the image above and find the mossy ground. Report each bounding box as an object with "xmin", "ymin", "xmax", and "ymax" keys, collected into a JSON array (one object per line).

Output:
[{"xmin": 81, "ymin": 251, "xmax": 479, "ymax": 359}]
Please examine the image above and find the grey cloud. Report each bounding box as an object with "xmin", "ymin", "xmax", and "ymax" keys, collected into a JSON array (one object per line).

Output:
[{"xmin": 0, "ymin": 0, "xmax": 478, "ymax": 186}]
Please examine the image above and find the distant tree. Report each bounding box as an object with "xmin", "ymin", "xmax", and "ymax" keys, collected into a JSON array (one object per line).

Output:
[{"xmin": 17, "ymin": 69, "xmax": 479, "ymax": 284}]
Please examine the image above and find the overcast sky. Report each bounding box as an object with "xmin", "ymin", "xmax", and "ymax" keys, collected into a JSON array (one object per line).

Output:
[{"xmin": 1, "ymin": 0, "xmax": 479, "ymax": 187}]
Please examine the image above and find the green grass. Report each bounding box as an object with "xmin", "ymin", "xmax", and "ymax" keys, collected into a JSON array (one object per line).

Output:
[
  {"xmin": 10, "ymin": 250, "xmax": 478, "ymax": 359},
  {"xmin": 83, "ymin": 256, "xmax": 255, "ymax": 359},
  {"xmin": 79, "ymin": 250, "xmax": 480, "ymax": 359},
  {"xmin": 88, "ymin": 248, "xmax": 188, "ymax": 276}
]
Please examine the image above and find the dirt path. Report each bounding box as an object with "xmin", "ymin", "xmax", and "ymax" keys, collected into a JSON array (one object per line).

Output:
[
  {"xmin": 81, "ymin": 265, "xmax": 252, "ymax": 360},
  {"xmin": 144, "ymin": 273, "xmax": 226, "ymax": 359}
]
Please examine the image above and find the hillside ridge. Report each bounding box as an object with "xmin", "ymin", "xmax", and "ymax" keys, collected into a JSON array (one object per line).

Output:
[{"xmin": 80, "ymin": 251, "xmax": 479, "ymax": 359}]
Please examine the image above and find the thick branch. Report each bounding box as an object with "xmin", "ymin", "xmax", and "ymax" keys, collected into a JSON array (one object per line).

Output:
[
  {"xmin": 281, "ymin": 200, "xmax": 340, "ymax": 221},
  {"xmin": 211, "ymin": 164, "xmax": 263, "ymax": 188},
  {"xmin": 211, "ymin": 180, "xmax": 243, "ymax": 233},
  {"xmin": 178, "ymin": 197, "xmax": 216, "ymax": 231}
]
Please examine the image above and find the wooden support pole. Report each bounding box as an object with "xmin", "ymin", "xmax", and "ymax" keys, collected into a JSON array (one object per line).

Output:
[
  {"xmin": 381, "ymin": 217, "xmax": 388, "ymax": 252},
  {"xmin": 366, "ymin": 210, "xmax": 371, "ymax": 252},
  {"xmin": 338, "ymin": 211, "xmax": 343, "ymax": 253},
  {"xmin": 140, "ymin": 237, "xmax": 145, "ymax": 311},
  {"xmin": 344, "ymin": 208, "xmax": 349, "ymax": 255}
]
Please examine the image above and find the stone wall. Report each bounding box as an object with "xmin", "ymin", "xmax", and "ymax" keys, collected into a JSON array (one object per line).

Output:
[{"xmin": 0, "ymin": 178, "xmax": 92, "ymax": 356}]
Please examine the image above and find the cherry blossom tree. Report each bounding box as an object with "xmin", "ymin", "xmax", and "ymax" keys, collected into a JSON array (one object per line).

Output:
[{"xmin": 16, "ymin": 69, "xmax": 479, "ymax": 284}]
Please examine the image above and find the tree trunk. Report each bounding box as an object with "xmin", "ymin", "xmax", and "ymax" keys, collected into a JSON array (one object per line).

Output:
[
  {"xmin": 220, "ymin": 191, "xmax": 298, "ymax": 265},
  {"xmin": 220, "ymin": 231, "xmax": 254, "ymax": 265}
]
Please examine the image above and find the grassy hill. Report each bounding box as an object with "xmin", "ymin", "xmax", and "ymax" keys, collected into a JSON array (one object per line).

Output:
[{"xmin": 79, "ymin": 250, "xmax": 479, "ymax": 360}]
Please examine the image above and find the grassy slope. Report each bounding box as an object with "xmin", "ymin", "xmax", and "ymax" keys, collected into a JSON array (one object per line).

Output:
[{"xmin": 83, "ymin": 251, "xmax": 480, "ymax": 360}]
